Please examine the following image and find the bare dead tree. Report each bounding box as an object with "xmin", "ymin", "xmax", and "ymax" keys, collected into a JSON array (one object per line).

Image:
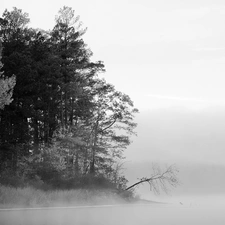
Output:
[{"xmin": 125, "ymin": 164, "xmax": 179, "ymax": 194}]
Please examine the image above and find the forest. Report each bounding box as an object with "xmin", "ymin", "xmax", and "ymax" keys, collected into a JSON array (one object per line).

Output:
[{"xmin": 0, "ymin": 6, "xmax": 139, "ymax": 195}]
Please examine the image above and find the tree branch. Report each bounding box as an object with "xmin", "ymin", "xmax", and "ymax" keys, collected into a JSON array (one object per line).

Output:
[
  {"xmin": 125, "ymin": 164, "xmax": 179, "ymax": 194},
  {"xmin": 101, "ymin": 118, "xmax": 117, "ymax": 132}
]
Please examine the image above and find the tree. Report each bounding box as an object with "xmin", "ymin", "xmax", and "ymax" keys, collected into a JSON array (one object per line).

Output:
[
  {"xmin": 0, "ymin": 76, "xmax": 16, "ymax": 110},
  {"xmin": 0, "ymin": 7, "xmax": 30, "ymax": 41},
  {"xmin": 51, "ymin": 6, "xmax": 93, "ymax": 130},
  {"xmin": 0, "ymin": 51, "xmax": 16, "ymax": 109},
  {"xmin": 0, "ymin": 6, "xmax": 105, "ymax": 173},
  {"xmin": 0, "ymin": 40, "xmax": 16, "ymax": 110},
  {"xmin": 0, "ymin": 9, "xmax": 38, "ymax": 169},
  {"xmin": 125, "ymin": 164, "xmax": 179, "ymax": 194},
  {"xmin": 85, "ymin": 78, "xmax": 139, "ymax": 175},
  {"xmin": 0, "ymin": 6, "xmax": 142, "ymax": 194}
]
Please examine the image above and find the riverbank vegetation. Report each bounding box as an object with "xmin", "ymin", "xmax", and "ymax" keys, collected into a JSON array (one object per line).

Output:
[{"xmin": 0, "ymin": 185, "xmax": 138, "ymax": 208}]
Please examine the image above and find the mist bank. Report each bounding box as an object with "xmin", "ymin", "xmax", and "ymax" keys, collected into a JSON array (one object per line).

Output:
[
  {"xmin": 1, "ymin": 201, "xmax": 225, "ymax": 225},
  {"xmin": 126, "ymin": 106, "xmax": 225, "ymax": 164},
  {"xmin": 123, "ymin": 106, "xmax": 225, "ymax": 199},
  {"xmin": 124, "ymin": 160, "xmax": 225, "ymax": 196},
  {"xmin": 0, "ymin": 185, "xmax": 140, "ymax": 209}
]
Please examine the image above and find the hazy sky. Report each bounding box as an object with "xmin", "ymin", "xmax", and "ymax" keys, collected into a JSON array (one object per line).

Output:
[{"xmin": 2, "ymin": 0, "xmax": 225, "ymax": 111}]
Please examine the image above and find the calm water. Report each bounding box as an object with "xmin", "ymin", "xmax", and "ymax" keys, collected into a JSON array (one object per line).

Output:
[{"xmin": 0, "ymin": 196, "xmax": 225, "ymax": 225}]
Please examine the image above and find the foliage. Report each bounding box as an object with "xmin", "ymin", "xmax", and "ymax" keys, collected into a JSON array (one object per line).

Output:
[
  {"xmin": 0, "ymin": 75, "xmax": 16, "ymax": 110},
  {"xmin": 0, "ymin": 40, "xmax": 16, "ymax": 110},
  {"xmin": 0, "ymin": 6, "xmax": 139, "ymax": 195}
]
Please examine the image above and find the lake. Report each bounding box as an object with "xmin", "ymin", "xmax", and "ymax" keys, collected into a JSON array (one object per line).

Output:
[{"xmin": 0, "ymin": 196, "xmax": 225, "ymax": 225}]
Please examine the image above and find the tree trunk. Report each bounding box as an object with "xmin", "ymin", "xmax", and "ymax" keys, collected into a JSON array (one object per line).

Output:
[
  {"xmin": 33, "ymin": 116, "xmax": 39, "ymax": 154},
  {"xmin": 90, "ymin": 122, "xmax": 98, "ymax": 175}
]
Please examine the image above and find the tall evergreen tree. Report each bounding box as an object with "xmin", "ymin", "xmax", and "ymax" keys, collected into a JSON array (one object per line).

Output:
[{"xmin": 51, "ymin": 6, "xmax": 104, "ymax": 130}]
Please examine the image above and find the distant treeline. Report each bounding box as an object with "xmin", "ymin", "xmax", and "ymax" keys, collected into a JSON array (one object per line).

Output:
[{"xmin": 0, "ymin": 6, "xmax": 138, "ymax": 192}]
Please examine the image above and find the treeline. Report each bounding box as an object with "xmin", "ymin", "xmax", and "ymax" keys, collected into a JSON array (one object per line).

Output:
[{"xmin": 0, "ymin": 7, "xmax": 138, "ymax": 191}]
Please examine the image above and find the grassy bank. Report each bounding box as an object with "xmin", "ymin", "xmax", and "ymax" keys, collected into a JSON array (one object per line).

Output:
[{"xmin": 0, "ymin": 185, "xmax": 130, "ymax": 209}]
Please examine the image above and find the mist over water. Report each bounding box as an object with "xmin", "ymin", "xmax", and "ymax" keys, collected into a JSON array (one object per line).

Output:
[
  {"xmin": 143, "ymin": 193, "xmax": 225, "ymax": 208},
  {"xmin": 1, "ymin": 199, "xmax": 225, "ymax": 225},
  {"xmin": 121, "ymin": 105, "xmax": 225, "ymax": 224},
  {"xmin": 125, "ymin": 106, "xmax": 225, "ymax": 164}
]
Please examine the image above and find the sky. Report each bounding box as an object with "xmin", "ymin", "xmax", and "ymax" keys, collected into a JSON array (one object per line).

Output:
[{"xmin": 2, "ymin": 0, "xmax": 225, "ymax": 198}]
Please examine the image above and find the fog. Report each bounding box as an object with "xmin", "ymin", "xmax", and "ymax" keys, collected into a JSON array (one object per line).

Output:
[
  {"xmin": 1, "ymin": 0, "xmax": 225, "ymax": 224},
  {"xmin": 126, "ymin": 106, "xmax": 225, "ymax": 164},
  {"xmin": 1, "ymin": 106, "xmax": 225, "ymax": 224},
  {"xmin": 1, "ymin": 201, "xmax": 225, "ymax": 225},
  {"xmin": 124, "ymin": 105, "xmax": 225, "ymax": 207}
]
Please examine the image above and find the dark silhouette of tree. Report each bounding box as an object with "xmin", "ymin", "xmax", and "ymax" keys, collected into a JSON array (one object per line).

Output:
[{"xmin": 125, "ymin": 164, "xmax": 179, "ymax": 194}]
